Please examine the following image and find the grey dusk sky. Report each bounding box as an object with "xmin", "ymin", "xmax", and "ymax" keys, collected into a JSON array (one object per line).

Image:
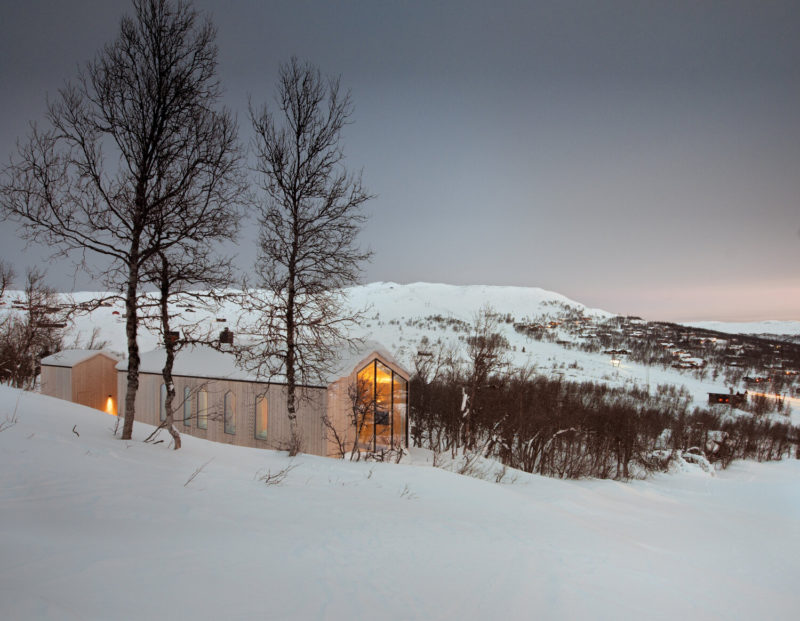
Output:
[{"xmin": 1, "ymin": 0, "xmax": 798, "ymax": 321}]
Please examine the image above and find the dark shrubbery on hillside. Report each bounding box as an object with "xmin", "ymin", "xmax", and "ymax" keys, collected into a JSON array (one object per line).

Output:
[{"xmin": 410, "ymin": 373, "xmax": 797, "ymax": 480}]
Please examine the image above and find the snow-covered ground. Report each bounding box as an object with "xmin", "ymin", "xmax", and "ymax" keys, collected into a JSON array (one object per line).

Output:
[{"xmin": 1, "ymin": 386, "xmax": 798, "ymax": 620}]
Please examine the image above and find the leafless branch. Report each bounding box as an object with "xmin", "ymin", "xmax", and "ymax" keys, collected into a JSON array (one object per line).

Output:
[
  {"xmin": 184, "ymin": 458, "xmax": 213, "ymax": 487},
  {"xmin": 258, "ymin": 462, "xmax": 298, "ymax": 486}
]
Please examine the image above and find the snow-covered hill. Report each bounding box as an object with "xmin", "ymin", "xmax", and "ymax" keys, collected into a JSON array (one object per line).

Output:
[{"xmin": 4, "ymin": 281, "xmax": 799, "ymax": 415}]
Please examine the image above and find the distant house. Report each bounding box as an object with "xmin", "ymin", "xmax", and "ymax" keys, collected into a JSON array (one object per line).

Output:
[
  {"xmin": 743, "ymin": 376, "xmax": 770, "ymax": 387},
  {"xmin": 40, "ymin": 350, "xmax": 120, "ymax": 414},
  {"xmin": 708, "ymin": 392, "xmax": 747, "ymax": 407},
  {"xmin": 43, "ymin": 340, "xmax": 409, "ymax": 458}
]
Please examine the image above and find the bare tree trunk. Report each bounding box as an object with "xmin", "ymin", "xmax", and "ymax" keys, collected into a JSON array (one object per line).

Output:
[
  {"xmin": 285, "ymin": 271, "xmax": 299, "ymax": 455},
  {"xmin": 158, "ymin": 255, "xmax": 181, "ymax": 449},
  {"xmin": 122, "ymin": 256, "xmax": 140, "ymax": 441}
]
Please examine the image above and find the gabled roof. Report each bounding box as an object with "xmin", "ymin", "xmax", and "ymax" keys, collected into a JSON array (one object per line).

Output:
[
  {"xmin": 40, "ymin": 349, "xmax": 121, "ymax": 368},
  {"xmin": 115, "ymin": 340, "xmax": 408, "ymax": 387},
  {"xmin": 326, "ymin": 340, "xmax": 410, "ymax": 383}
]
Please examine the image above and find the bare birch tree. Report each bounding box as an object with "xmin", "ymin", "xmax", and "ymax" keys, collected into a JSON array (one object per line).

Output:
[
  {"xmin": 141, "ymin": 242, "xmax": 238, "ymax": 450},
  {"xmin": 462, "ymin": 306, "xmax": 508, "ymax": 450},
  {"xmin": 248, "ymin": 57, "xmax": 373, "ymax": 455},
  {"xmin": 0, "ymin": 261, "xmax": 13, "ymax": 301},
  {"xmin": 0, "ymin": 0, "xmax": 242, "ymax": 439}
]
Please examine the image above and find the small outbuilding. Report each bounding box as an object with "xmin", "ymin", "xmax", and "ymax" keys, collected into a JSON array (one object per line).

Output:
[{"xmin": 40, "ymin": 349, "xmax": 120, "ymax": 415}]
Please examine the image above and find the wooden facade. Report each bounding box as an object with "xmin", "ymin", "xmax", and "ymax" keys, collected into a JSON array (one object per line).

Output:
[
  {"xmin": 117, "ymin": 371, "xmax": 328, "ymax": 455},
  {"xmin": 43, "ymin": 344, "xmax": 409, "ymax": 458},
  {"xmin": 40, "ymin": 350, "xmax": 119, "ymax": 414},
  {"xmin": 40, "ymin": 365, "xmax": 71, "ymax": 402}
]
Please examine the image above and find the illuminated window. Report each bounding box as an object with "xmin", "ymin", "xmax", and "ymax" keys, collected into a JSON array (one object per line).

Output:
[
  {"xmin": 255, "ymin": 395, "xmax": 268, "ymax": 440},
  {"xmin": 159, "ymin": 384, "xmax": 167, "ymax": 422},
  {"xmin": 224, "ymin": 391, "xmax": 236, "ymax": 435},
  {"xmin": 375, "ymin": 361, "xmax": 392, "ymax": 446},
  {"xmin": 355, "ymin": 359, "xmax": 409, "ymax": 451},
  {"xmin": 356, "ymin": 362, "xmax": 375, "ymax": 447},
  {"xmin": 183, "ymin": 386, "xmax": 191, "ymax": 426},
  {"xmin": 197, "ymin": 390, "xmax": 208, "ymax": 430}
]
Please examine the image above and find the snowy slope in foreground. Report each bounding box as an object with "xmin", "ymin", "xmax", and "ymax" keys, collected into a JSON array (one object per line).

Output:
[{"xmin": 1, "ymin": 387, "xmax": 799, "ymax": 621}]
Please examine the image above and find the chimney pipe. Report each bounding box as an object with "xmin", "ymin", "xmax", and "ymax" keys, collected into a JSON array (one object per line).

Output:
[{"xmin": 219, "ymin": 327, "xmax": 233, "ymax": 345}]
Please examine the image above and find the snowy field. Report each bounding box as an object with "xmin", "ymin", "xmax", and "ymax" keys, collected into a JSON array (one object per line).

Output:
[{"xmin": 1, "ymin": 385, "xmax": 798, "ymax": 620}]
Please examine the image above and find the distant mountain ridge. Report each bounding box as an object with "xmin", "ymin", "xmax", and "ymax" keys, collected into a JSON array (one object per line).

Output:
[{"xmin": 682, "ymin": 319, "xmax": 800, "ymax": 338}]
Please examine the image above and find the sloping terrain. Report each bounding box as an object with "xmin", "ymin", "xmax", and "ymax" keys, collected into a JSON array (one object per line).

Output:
[{"xmin": 1, "ymin": 386, "xmax": 798, "ymax": 620}]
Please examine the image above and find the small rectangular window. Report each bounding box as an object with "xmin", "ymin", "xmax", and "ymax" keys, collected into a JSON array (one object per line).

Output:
[
  {"xmin": 183, "ymin": 386, "xmax": 191, "ymax": 426},
  {"xmin": 197, "ymin": 390, "xmax": 208, "ymax": 430},
  {"xmin": 159, "ymin": 384, "xmax": 167, "ymax": 422},
  {"xmin": 255, "ymin": 395, "xmax": 268, "ymax": 440},
  {"xmin": 224, "ymin": 391, "xmax": 236, "ymax": 435}
]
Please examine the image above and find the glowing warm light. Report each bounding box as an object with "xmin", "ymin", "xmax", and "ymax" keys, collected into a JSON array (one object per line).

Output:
[
  {"xmin": 749, "ymin": 391, "xmax": 800, "ymax": 406},
  {"xmin": 105, "ymin": 395, "xmax": 117, "ymax": 416}
]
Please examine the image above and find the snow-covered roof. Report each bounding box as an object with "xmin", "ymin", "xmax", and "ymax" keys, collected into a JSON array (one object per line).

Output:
[
  {"xmin": 117, "ymin": 345, "xmax": 255, "ymax": 382},
  {"xmin": 115, "ymin": 340, "xmax": 408, "ymax": 387},
  {"xmin": 40, "ymin": 349, "xmax": 121, "ymax": 368},
  {"xmin": 325, "ymin": 340, "xmax": 409, "ymax": 382}
]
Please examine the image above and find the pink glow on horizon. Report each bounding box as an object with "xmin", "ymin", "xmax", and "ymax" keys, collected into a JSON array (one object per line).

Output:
[{"xmin": 582, "ymin": 282, "xmax": 800, "ymax": 323}]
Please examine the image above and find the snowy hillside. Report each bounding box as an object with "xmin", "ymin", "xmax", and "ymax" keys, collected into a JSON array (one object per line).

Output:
[
  {"xmin": 45, "ymin": 281, "xmax": 612, "ymax": 354},
  {"xmin": 15, "ymin": 281, "xmax": 787, "ymax": 417},
  {"xmin": 1, "ymin": 385, "xmax": 798, "ymax": 620},
  {"xmin": 4, "ymin": 281, "xmax": 799, "ymax": 418}
]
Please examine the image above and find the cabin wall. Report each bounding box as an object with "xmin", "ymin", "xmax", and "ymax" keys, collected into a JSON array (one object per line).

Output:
[
  {"xmin": 72, "ymin": 355, "xmax": 118, "ymax": 412},
  {"xmin": 40, "ymin": 365, "xmax": 72, "ymax": 402},
  {"xmin": 325, "ymin": 375, "xmax": 358, "ymax": 457},
  {"xmin": 118, "ymin": 372, "xmax": 328, "ymax": 456}
]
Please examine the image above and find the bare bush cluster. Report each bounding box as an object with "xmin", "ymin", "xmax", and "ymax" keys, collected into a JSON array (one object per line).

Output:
[
  {"xmin": 0, "ymin": 265, "xmax": 65, "ymax": 389},
  {"xmin": 411, "ymin": 341, "xmax": 798, "ymax": 480}
]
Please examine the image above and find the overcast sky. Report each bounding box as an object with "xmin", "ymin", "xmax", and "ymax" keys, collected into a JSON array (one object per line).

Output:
[{"xmin": 1, "ymin": 0, "xmax": 798, "ymax": 321}]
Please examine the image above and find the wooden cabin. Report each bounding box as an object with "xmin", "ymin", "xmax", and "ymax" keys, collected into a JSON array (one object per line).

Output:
[
  {"xmin": 708, "ymin": 392, "xmax": 747, "ymax": 407},
  {"xmin": 112, "ymin": 341, "xmax": 409, "ymax": 458},
  {"xmin": 40, "ymin": 350, "xmax": 120, "ymax": 415}
]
